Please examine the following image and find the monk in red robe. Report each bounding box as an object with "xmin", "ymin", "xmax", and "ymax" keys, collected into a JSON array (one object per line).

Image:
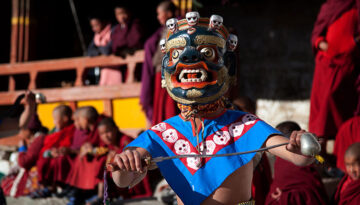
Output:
[
  {"xmin": 36, "ymin": 105, "xmax": 74, "ymax": 187},
  {"xmin": 84, "ymin": 118, "xmax": 152, "ymax": 205},
  {"xmin": 309, "ymin": 0, "xmax": 360, "ymax": 142},
  {"xmin": 333, "ymin": 142, "xmax": 360, "ymax": 205},
  {"xmin": 140, "ymin": 1, "xmax": 179, "ymax": 126},
  {"xmin": 334, "ymin": 116, "xmax": 360, "ymax": 171},
  {"xmin": 265, "ymin": 121, "xmax": 328, "ymax": 205}
]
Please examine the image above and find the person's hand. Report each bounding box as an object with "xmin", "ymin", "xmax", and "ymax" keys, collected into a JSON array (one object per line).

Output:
[
  {"xmin": 24, "ymin": 91, "xmax": 36, "ymax": 108},
  {"xmin": 286, "ymin": 130, "xmax": 306, "ymax": 155},
  {"xmin": 50, "ymin": 148, "xmax": 59, "ymax": 158},
  {"xmin": 113, "ymin": 149, "xmax": 145, "ymax": 173},
  {"xmin": 318, "ymin": 40, "xmax": 328, "ymax": 51},
  {"xmin": 80, "ymin": 143, "xmax": 93, "ymax": 157},
  {"xmin": 18, "ymin": 139, "xmax": 26, "ymax": 147},
  {"xmin": 271, "ymin": 187, "xmax": 282, "ymax": 200},
  {"xmin": 58, "ymin": 147, "xmax": 71, "ymax": 156},
  {"xmin": 107, "ymin": 150, "xmax": 117, "ymax": 163}
]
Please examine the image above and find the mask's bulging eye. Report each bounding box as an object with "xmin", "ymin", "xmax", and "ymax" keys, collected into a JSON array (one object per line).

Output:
[
  {"xmin": 172, "ymin": 50, "xmax": 180, "ymax": 59},
  {"xmin": 200, "ymin": 47, "xmax": 215, "ymax": 61}
]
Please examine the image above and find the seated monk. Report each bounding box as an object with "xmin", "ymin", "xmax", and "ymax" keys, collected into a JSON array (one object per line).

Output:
[
  {"xmin": 265, "ymin": 121, "xmax": 328, "ymax": 205},
  {"xmin": 333, "ymin": 142, "xmax": 360, "ymax": 205},
  {"xmin": 35, "ymin": 105, "xmax": 74, "ymax": 196},
  {"xmin": 85, "ymin": 118, "xmax": 152, "ymax": 205},
  {"xmin": 333, "ymin": 116, "xmax": 360, "ymax": 172}
]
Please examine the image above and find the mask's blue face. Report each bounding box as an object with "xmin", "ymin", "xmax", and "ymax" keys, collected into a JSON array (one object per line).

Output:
[{"xmin": 161, "ymin": 27, "xmax": 236, "ymax": 105}]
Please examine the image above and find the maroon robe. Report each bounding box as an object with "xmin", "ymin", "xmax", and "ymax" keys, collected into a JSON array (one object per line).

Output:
[
  {"xmin": 334, "ymin": 116, "xmax": 360, "ymax": 171},
  {"xmin": 309, "ymin": 0, "xmax": 360, "ymax": 139},
  {"xmin": 252, "ymin": 154, "xmax": 272, "ymax": 205},
  {"xmin": 18, "ymin": 135, "xmax": 45, "ymax": 170},
  {"xmin": 265, "ymin": 157, "xmax": 328, "ymax": 205},
  {"xmin": 36, "ymin": 124, "xmax": 75, "ymax": 185},
  {"xmin": 334, "ymin": 175, "xmax": 360, "ymax": 205}
]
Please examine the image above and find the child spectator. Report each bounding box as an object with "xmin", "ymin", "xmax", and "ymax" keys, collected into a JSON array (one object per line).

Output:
[
  {"xmin": 85, "ymin": 118, "xmax": 152, "ymax": 205},
  {"xmin": 34, "ymin": 105, "xmax": 75, "ymax": 197},
  {"xmin": 87, "ymin": 16, "xmax": 115, "ymax": 85},
  {"xmin": 265, "ymin": 121, "xmax": 328, "ymax": 205},
  {"xmin": 109, "ymin": 4, "xmax": 143, "ymax": 84},
  {"xmin": 333, "ymin": 142, "xmax": 360, "ymax": 205}
]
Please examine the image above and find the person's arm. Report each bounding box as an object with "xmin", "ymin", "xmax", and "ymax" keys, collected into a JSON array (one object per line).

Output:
[
  {"xmin": 111, "ymin": 147, "xmax": 150, "ymax": 188},
  {"xmin": 265, "ymin": 130, "xmax": 315, "ymax": 166},
  {"xmin": 19, "ymin": 91, "xmax": 36, "ymax": 129},
  {"xmin": 87, "ymin": 40, "xmax": 100, "ymax": 57},
  {"xmin": 98, "ymin": 40, "xmax": 112, "ymax": 56}
]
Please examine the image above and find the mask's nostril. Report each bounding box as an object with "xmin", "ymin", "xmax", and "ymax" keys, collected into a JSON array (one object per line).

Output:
[{"xmin": 182, "ymin": 56, "xmax": 189, "ymax": 62}]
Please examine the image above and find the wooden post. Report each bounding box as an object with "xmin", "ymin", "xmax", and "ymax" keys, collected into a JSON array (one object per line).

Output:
[
  {"xmin": 17, "ymin": 0, "xmax": 25, "ymax": 62},
  {"xmin": 28, "ymin": 70, "xmax": 36, "ymax": 89},
  {"xmin": 75, "ymin": 66, "xmax": 85, "ymax": 86},
  {"xmin": 10, "ymin": 0, "xmax": 19, "ymax": 63},
  {"xmin": 125, "ymin": 62, "xmax": 136, "ymax": 84},
  {"xmin": 103, "ymin": 99, "xmax": 113, "ymax": 117},
  {"xmin": 68, "ymin": 101, "xmax": 77, "ymax": 111},
  {"xmin": 24, "ymin": 0, "xmax": 30, "ymax": 61}
]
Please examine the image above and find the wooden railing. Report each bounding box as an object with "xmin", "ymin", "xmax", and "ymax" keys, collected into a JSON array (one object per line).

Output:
[{"xmin": 0, "ymin": 50, "xmax": 145, "ymax": 116}]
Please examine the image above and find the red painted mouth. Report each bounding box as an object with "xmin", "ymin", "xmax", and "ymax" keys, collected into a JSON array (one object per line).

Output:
[{"xmin": 171, "ymin": 62, "xmax": 218, "ymax": 89}]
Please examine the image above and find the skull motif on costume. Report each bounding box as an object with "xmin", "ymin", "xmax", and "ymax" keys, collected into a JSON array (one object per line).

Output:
[
  {"xmin": 200, "ymin": 140, "xmax": 216, "ymax": 155},
  {"xmin": 227, "ymin": 34, "xmax": 238, "ymax": 51},
  {"xmin": 186, "ymin": 12, "xmax": 200, "ymax": 26},
  {"xmin": 209, "ymin": 15, "xmax": 223, "ymax": 30},
  {"xmin": 162, "ymin": 128, "xmax": 178, "ymax": 143},
  {"xmin": 229, "ymin": 122, "xmax": 245, "ymax": 137},
  {"xmin": 186, "ymin": 152, "xmax": 201, "ymax": 170},
  {"xmin": 242, "ymin": 114, "xmax": 257, "ymax": 125},
  {"xmin": 174, "ymin": 139, "xmax": 191, "ymax": 154},
  {"xmin": 151, "ymin": 122, "xmax": 167, "ymax": 132},
  {"xmin": 213, "ymin": 131, "xmax": 231, "ymax": 145},
  {"xmin": 159, "ymin": 39, "xmax": 166, "ymax": 54},
  {"xmin": 166, "ymin": 18, "xmax": 178, "ymax": 33}
]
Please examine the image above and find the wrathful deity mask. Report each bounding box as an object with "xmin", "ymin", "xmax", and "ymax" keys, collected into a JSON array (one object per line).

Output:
[{"xmin": 160, "ymin": 13, "xmax": 238, "ymax": 106}]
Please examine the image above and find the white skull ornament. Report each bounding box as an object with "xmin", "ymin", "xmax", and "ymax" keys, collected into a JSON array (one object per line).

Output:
[
  {"xmin": 213, "ymin": 131, "xmax": 231, "ymax": 145},
  {"xmin": 186, "ymin": 11, "xmax": 200, "ymax": 26},
  {"xmin": 159, "ymin": 39, "xmax": 166, "ymax": 54},
  {"xmin": 200, "ymin": 140, "xmax": 216, "ymax": 155},
  {"xmin": 186, "ymin": 152, "xmax": 202, "ymax": 170},
  {"xmin": 161, "ymin": 128, "xmax": 178, "ymax": 143},
  {"xmin": 151, "ymin": 122, "xmax": 166, "ymax": 132},
  {"xmin": 229, "ymin": 122, "xmax": 245, "ymax": 137},
  {"xmin": 166, "ymin": 18, "xmax": 178, "ymax": 33},
  {"xmin": 242, "ymin": 114, "xmax": 258, "ymax": 125},
  {"xmin": 227, "ymin": 34, "xmax": 238, "ymax": 51},
  {"xmin": 174, "ymin": 139, "xmax": 191, "ymax": 154},
  {"xmin": 209, "ymin": 15, "xmax": 223, "ymax": 30}
]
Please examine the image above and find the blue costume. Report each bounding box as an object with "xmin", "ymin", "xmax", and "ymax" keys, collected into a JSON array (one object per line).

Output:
[{"xmin": 126, "ymin": 110, "xmax": 280, "ymax": 204}]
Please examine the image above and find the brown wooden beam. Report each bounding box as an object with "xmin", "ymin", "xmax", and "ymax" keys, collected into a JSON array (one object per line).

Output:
[
  {"xmin": 0, "ymin": 83, "xmax": 141, "ymax": 105},
  {"xmin": 10, "ymin": 0, "xmax": 19, "ymax": 63},
  {"xmin": 0, "ymin": 51, "xmax": 144, "ymax": 75},
  {"xmin": 103, "ymin": 99, "xmax": 113, "ymax": 117}
]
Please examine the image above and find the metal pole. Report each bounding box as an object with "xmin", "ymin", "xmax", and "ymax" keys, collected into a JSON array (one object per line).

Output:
[{"xmin": 68, "ymin": 0, "xmax": 87, "ymax": 55}]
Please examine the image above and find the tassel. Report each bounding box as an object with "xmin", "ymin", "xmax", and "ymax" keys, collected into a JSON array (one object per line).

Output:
[
  {"xmin": 103, "ymin": 169, "xmax": 110, "ymax": 205},
  {"xmin": 315, "ymin": 155, "xmax": 325, "ymax": 164}
]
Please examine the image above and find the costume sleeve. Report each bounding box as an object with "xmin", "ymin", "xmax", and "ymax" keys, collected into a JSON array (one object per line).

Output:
[{"xmin": 124, "ymin": 131, "xmax": 158, "ymax": 157}]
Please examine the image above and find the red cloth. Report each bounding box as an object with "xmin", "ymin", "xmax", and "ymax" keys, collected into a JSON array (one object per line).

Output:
[
  {"xmin": 36, "ymin": 125, "xmax": 75, "ymax": 184},
  {"xmin": 18, "ymin": 135, "xmax": 45, "ymax": 170},
  {"xmin": 252, "ymin": 154, "xmax": 272, "ymax": 205},
  {"xmin": 334, "ymin": 116, "xmax": 360, "ymax": 171},
  {"xmin": 39, "ymin": 124, "xmax": 75, "ymax": 156},
  {"xmin": 152, "ymin": 71, "xmax": 179, "ymax": 125},
  {"xmin": 310, "ymin": 0, "xmax": 360, "ymax": 53},
  {"xmin": 334, "ymin": 174, "xmax": 360, "ymax": 205},
  {"xmin": 309, "ymin": 7, "xmax": 360, "ymax": 138},
  {"xmin": 264, "ymin": 157, "xmax": 328, "ymax": 205},
  {"xmin": 111, "ymin": 19, "xmax": 143, "ymax": 55}
]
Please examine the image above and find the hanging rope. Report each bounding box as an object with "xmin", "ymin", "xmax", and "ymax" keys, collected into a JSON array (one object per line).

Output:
[{"xmin": 68, "ymin": 0, "xmax": 87, "ymax": 55}]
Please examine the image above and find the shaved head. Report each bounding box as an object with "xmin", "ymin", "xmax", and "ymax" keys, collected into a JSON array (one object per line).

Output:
[
  {"xmin": 276, "ymin": 121, "xmax": 301, "ymax": 138},
  {"xmin": 345, "ymin": 142, "xmax": 360, "ymax": 159},
  {"xmin": 53, "ymin": 105, "xmax": 72, "ymax": 118},
  {"xmin": 76, "ymin": 106, "xmax": 99, "ymax": 123}
]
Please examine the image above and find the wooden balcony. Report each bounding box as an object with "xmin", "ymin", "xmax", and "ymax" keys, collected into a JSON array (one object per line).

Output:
[{"xmin": 0, "ymin": 50, "xmax": 146, "ymax": 145}]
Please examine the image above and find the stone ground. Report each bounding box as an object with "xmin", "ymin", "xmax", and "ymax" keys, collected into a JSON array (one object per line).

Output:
[{"xmin": 6, "ymin": 197, "xmax": 163, "ymax": 205}]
